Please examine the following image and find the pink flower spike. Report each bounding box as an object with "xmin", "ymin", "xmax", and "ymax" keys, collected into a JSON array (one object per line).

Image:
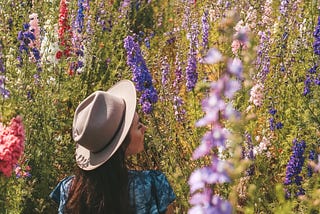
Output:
[{"xmin": 0, "ymin": 116, "xmax": 25, "ymax": 177}]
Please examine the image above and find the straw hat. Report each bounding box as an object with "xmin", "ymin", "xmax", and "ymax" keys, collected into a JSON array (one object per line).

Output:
[{"xmin": 72, "ymin": 80, "xmax": 136, "ymax": 170}]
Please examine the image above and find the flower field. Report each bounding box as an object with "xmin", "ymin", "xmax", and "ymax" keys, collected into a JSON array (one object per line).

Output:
[{"xmin": 0, "ymin": 0, "xmax": 320, "ymax": 213}]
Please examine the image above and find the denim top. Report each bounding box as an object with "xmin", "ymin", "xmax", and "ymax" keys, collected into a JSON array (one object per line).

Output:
[{"xmin": 49, "ymin": 170, "xmax": 176, "ymax": 214}]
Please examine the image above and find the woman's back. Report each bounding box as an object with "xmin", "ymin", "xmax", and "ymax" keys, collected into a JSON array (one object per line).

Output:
[{"xmin": 50, "ymin": 170, "xmax": 175, "ymax": 214}]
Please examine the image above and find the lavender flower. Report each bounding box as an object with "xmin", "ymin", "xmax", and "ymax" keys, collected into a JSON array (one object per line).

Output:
[
  {"xmin": 269, "ymin": 117, "xmax": 276, "ymax": 131},
  {"xmin": 303, "ymin": 75, "xmax": 312, "ymax": 96},
  {"xmin": 120, "ymin": 0, "xmax": 131, "ymax": 15},
  {"xmin": 256, "ymin": 30, "xmax": 271, "ymax": 81},
  {"xmin": 284, "ymin": 139, "xmax": 306, "ymax": 197},
  {"xmin": 185, "ymin": 50, "xmax": 198, "ymax": 91},
  {"xmin": 76, "ymin": 0, "xmax": 85, "ymax": 33},
  {"xmin": 315, "ymin": 76, "xmax": 320, "ymax": 85},
  {"xmin": 308, "ymin": 64, "xmax": 318, "ymax": 74},
  {"xmin": 0, "ymin": 75, "xmax": 10, "ymax": 98},
  {"xmin": 0, "ymin": 44, "xmax": 5, "ymax": 73},
  {"xmin": 161, "ymin": 57, "xmax": 170, "ymax": 86},
  {"xmin": 201, "ymin": 10, "xmax": 210, "ymax": 49},
  {"xmin": 303, "ymin": 15, "xmax": 320, "ymax": 94},
  {"xmin": 243, "ymin": 133, "xmax": 254, "ymax": 176},
  {"xmin": 307, "ymin": 150, "xmax": 316, "ymax": 177},
  {"xmin": 186, "ymin": 21, "xmax": 199, "ymax": 91},
  {"xmin": 173, "ymin": 53, "xmax": 183, "ymax": 91},
  {"xmin": 173, "ymin": 96, "xmax": 186, "ymax": 122},
  {"xmin": 275, "ymin": 122, "xmax": 283, "ymax": 129},
  {"xmin": 279, "ymin": 0, "xmax": 290, "ymax": 16},
  {"xmin": 313, "ymin": 16, "xmax": 320, "ymax": 56},
  {"xmin": 173, "ymin": 53, "xmax": 186, "ymax": 122},
  {"xmin": 269, "ymin": 108, "xmax": 277, "ymax": 115},
  {"xmin": 268, "ymin": 108, "xmax": 283, "ymax": 131},
  {"xmin": 124, "ymin": 35, "xmax": 158, "ymax": 114}
]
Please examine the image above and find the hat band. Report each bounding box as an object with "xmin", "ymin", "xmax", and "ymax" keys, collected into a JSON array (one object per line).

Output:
[{"xmin": 92, "ymin": 105, "xmax": 126, "ymax": 154}]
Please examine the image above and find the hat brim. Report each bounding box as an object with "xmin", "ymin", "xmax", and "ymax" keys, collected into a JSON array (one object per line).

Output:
[{"xmin": 75, "ymin": 80, "xmax": 136, "ymax": 170}]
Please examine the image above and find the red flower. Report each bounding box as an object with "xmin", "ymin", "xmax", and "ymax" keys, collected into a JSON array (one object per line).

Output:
[
  {"xmin": 58, "ymin": 0, "xmax": 72, "ymax": 58},
  {"xmin": 56, "ymin": 50, "xmax": 63, "ymax": 59}
]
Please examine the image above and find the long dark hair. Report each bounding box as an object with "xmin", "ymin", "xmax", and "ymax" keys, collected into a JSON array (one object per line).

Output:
[{"xmin": 65, "ymin": 134, "xmax": 133, "ymax": 214}]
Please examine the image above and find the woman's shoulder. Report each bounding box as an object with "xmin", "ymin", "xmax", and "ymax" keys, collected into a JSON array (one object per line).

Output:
[
  {"xmin": 49, "ymin": 175, "xmax": 74, "ymax": 206},
  {"xmin": 128, "ymin": 170, "xmax": 176, "ymax": 213},
  {"xmin": 128, "ymin": 169, "xmax": 166, "ymax": 179},
  {"xmin": 128, "ymin": 170, "xmax": 170, "ymax": 187}
]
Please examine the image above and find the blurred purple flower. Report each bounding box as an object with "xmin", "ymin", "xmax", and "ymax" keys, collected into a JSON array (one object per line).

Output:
[
  {"xmin": 189, "ymin": 50, "xmax": 241, "ymax": 212},
  {"xmin": 189, "ymin": 157, "xmax": 231, "ymax": 193},
  {"xmin": 227, "ymin": 58, "xmax": 243, "ymax": 79},
  {"xmin": 199, "ymin": 48, "xmax": 222, "ymax": 65},
  {"xmin": 193, "ymin": 126, "xmax": 229, "ymax": 160},
  {"xmin": 189, "ymin": 189, "xmax": 232, "ymax": 214}
]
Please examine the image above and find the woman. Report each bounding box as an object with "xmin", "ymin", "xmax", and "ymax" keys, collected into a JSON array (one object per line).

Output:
[{"xmin": 50, "ymin": 80, "xmax": 176, "ymax": 214}]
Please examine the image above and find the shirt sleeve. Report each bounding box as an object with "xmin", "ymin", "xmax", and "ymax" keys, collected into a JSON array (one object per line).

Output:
[
  {"xmin": 150, "ymin": 170, "xmax": 176, "ymax": 213},
  {"xmin": 49, "ymin": 176, "xmax": 74, "ymax": 213}
]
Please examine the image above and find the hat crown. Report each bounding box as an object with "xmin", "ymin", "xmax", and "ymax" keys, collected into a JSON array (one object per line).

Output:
[{"xmin": 73, "ymin": 91, "xmax": 125, "ymax": 153}]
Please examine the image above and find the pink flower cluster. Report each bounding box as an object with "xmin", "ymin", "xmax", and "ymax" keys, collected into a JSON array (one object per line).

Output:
[
  {"xmin": 29, "ymin": 13, "xmax": 40, "ymax": 49},
  {"xmin": 0, "ymin": 116, "xmax": 25, "ymax": 177},
  {"xmin": 249, "ymin": 82, "xmax": 264, "ymax": 107}
]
